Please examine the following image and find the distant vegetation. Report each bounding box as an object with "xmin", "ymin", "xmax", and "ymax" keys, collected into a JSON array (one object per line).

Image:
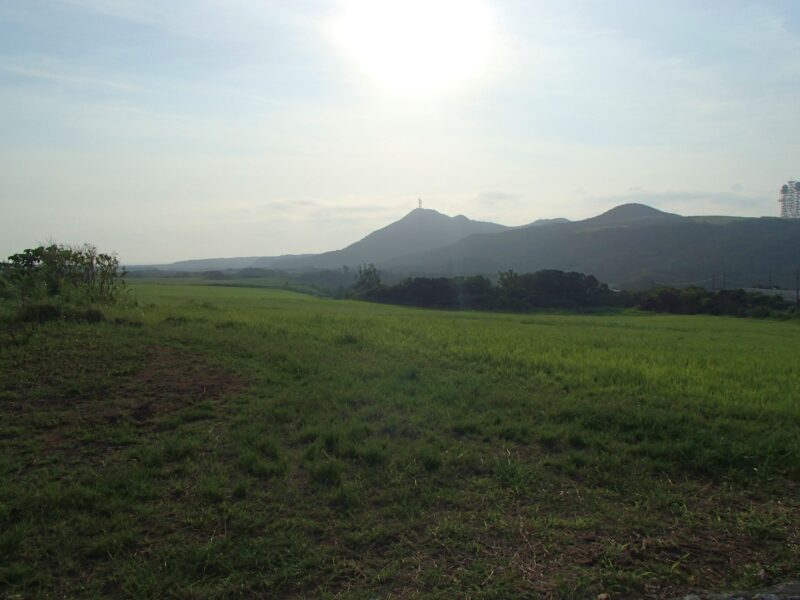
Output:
[
  {"xmin": 123, "ymin": 260, "xmax": 799, "ymax": 320},
  {"xmin": 625, "ymin": 286, "xmax": 795, "ymax": 318},
  {"xmin": 357, "ymin": 268, "xmax": 617, "ymax": 310},
  {"xmin": 353, "ymin": 266, "xmax": 798, "ymax": 319}
]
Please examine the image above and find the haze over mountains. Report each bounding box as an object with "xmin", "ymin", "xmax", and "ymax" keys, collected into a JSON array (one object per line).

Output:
[
  {"xmin": 254, "ymin": 208, "xmax": 508, "ymax": 270},
  {"xmin": 130, "ymin": 204, "xmax": 800, "ymax": 290}
]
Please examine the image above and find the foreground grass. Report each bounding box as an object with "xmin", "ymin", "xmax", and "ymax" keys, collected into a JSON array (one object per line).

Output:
[{"xmin": 1, "ymin": 283, "xmax": 799, "ymax": 598}]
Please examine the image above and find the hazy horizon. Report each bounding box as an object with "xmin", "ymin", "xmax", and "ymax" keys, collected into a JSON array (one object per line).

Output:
[
  {"xmin": 120, "ymin": 201, "xmax": 738, "ymax": 267},
  {"xmin": 2, "ymin": 1, "xmax": 799, "ymax": 263}
]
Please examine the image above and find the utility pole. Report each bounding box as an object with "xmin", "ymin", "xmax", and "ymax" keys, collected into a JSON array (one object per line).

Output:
[
  {"xmin": 711, "ymin": 274, "xmax": 716, "ymax": 292},
  {"xmin": 721, "ymin": 272, "xmax": 726, "ymax": 291},
  {"xmin": 418, "ymin": 198, "xmax": 422, "ymax": 209}
]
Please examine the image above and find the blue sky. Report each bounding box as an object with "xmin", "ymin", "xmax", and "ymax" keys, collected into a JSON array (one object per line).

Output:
[{"xmin": 1, "ymin": 0, "xmax": 799, "ymax": 263}]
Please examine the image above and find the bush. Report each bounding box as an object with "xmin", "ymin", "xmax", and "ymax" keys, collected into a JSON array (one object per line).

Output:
[
  {"xmin": 82, "ymin": 307, "xmax": 105, "ymax": 323},
  {"xmin": 0, "ymin": 271, "xmax": 14, "ymax": 300},
  {"xmin": 5, "ymin": 243, "xmax": 125, "ymax": 305},
  {"xmin": 2, "ymin": 243, "xmax": 126, "ymax": 325},
  {"xmin": 18, "ymin": 302, "xmax": 62, "ymax": 323}
]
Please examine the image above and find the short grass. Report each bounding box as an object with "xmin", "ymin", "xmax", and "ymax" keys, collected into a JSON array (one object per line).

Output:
[{"xmin": 1, "ymin": 282, "xmax": 799, "ymax": 598}]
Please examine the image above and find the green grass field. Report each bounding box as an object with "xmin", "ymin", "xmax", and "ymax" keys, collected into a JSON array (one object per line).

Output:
[{"xmin": 2, "ymin": 282, "xmax": 799, "ymax": 598}]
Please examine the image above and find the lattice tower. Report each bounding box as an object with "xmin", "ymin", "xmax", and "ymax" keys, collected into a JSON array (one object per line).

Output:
[{"xmin": 779, "ymin": 181, "xmax": 800, "ymax": 219}]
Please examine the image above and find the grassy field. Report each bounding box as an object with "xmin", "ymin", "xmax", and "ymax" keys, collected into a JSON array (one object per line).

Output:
[
  {"xmin": 1, "ymin": 282, "xmax": 799, "ymax": 598},
  {"xmin": 125, "ymin": 275, "xmax": 325, "ymax": 296}
]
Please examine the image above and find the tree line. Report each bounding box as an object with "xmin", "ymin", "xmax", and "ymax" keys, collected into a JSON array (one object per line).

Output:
[
  {"xmin": 624, "ymin": 286, "xmax": 792, "ymax": 318},
  {"xmin": 353, "ymin": 265, "xmax": 796, "ymax": 318},
  {"xmin": 354, "ymin": 267, "xmax": 618, "ymax": 310}
]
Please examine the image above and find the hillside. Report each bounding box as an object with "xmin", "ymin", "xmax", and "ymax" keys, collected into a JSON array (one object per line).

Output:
[
  {"xmin": 126, "ymin": 256, "xmax": 266, "ymax": 272},
  {"xmin": 384, "ymin": 205, "xmax": 800, "ymax": 289},
  {"xmin": 254, "ymin": 208, "xmax": 508, "ymax": 270},
  {"xmin": 574, "ymin": 203, "xmax": 680, "ymax": 229}
]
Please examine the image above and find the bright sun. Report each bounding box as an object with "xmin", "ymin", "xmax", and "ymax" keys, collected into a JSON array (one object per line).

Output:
[{"xmin": 332, "ymin": 0, "xmax": 494, "ymax": 96}]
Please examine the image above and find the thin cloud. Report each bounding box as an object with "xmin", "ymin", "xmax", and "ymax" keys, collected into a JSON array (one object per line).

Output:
[
  {"xmin": 0, "ymin": 62, "xmax": 143, "ymax": 93},
  {"xmin": 475, "ymin": 191, "xmax": 524, "ymax": 205},
  {"xmin": 61, "ymin": 0, "xmax": 319, "ymax": 46}
]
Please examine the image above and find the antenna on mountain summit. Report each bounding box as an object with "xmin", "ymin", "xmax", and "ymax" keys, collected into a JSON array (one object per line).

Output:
[{"xmin": 418, "ymin": 198, "xmax": 422, "ymax": 209}]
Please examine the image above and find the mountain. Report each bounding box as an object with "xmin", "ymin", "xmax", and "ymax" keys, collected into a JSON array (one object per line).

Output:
[
  {"xmin": 126, "ymin": 203, "xmax": 800, "ymax": 291},
  {"xmin": 577, "ymin": 203, "xmax": 680, "ymax": 228},
  {"xmin": 384, "ymin": 205, "xmax": 800, "ymax": 289},
  {"xmin": 254, "ymin": 208, "xmax": 508, "ymax": 270}
]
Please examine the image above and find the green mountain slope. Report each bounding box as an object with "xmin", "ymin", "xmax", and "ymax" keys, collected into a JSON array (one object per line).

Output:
[{"xmin": 385, "ymin": 205, "xmax": 800, "ymax": 289}]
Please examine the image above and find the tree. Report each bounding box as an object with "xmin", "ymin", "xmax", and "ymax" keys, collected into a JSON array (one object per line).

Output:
[
  {"xmin": 354, "ymin": 263, "xmax": 381, "ymax": 292},
  {"xmin": 5, "ymin": 243, "xmax": 126, "ymax": 305}
]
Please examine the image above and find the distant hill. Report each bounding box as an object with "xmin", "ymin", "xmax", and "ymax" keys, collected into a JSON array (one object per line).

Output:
[
  {"xmin": 525, "ymin": 217, "xmax": 571, "ymax": 228},
  {"xmin": 255, "ymin": 208, "xmax": 508, "ymax": 270},
  {"xmin": 576, "ymin": 203, "xmax": 680, "ymax": 228},
  {"xmin": 384, "ymin": 205, "xmax": 800, "ymax": 289},
  {"xmin": 126, "ymin": 256, "xmax": 265, "ymax": 272}
]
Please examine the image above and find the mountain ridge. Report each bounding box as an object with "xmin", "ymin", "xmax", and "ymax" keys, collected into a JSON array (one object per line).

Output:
[
  {"xmin": 126, "ymin": 203, "xmax": 799, "ymax": 289},
  {"xmin": 253, "ymin": 207, "xmax": 509, "ymax": 270},
  {"xmin": 384, "ymin": 209, "xmax": 799, "ymax": 288}
]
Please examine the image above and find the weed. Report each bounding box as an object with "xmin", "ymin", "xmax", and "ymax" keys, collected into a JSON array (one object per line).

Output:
[
  {"xmin": 309, "ymin": 459, "xmax": 344, "ymax": 487},
  {"xmin": 419, "ymin": 446, "xmax": 442, "ymax": 472},
  {"xmin": 334, "ymin": 332, "xmax": 360, "ymax": 345}
]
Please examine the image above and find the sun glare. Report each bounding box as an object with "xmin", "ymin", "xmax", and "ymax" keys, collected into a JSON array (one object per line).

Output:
[{"xmin": 332, "ymin": 0, "xmax": 494, "ymax": 96}]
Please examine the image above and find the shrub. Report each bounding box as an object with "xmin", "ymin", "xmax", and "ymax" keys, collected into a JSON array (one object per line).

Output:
[
  {"xmin": 0, "ymin": 271, "xmax": 14, "ymax": 300},
  {"xmin": 19, "ymin": 302, "xmax": 62, "ymax": 323},
  {"xmin": 82, "ymin": 307, "xmax": 105, "ymax": 323},
  {"xmin": 5, "ymin": 243, "xmax": 125, "ymax": 306},
  {"xmin": 2, "ymin": 244, "xmax": 125, "ymax": 327}
]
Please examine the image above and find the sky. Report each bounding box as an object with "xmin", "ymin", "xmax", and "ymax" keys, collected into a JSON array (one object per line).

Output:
[{"xmin": 1, "ymin": 0, "xmax": 799, "ymax": 264}]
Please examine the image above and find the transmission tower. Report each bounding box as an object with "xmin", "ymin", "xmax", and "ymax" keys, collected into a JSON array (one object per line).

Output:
[{"xmin": 779, "ymin": 181, "xmax": 800, "ymax": 218}]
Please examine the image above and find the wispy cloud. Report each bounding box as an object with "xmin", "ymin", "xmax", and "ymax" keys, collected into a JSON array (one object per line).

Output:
[
  {"xmin": 0, "ymin": 62, "xmax": 144, "ymax": 93},
  {"xmin": 61, "ymin": 0, "xmax": 324, "ymax": 46}
]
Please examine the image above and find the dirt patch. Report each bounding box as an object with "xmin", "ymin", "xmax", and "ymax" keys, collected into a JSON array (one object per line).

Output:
[
  {"xmin": 2, "ymin": 344, "xmax": 247, "ymax": 463},
  {"xmin": 120, "ymin": 345, "xmax": 247, "ymax": 423}
]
